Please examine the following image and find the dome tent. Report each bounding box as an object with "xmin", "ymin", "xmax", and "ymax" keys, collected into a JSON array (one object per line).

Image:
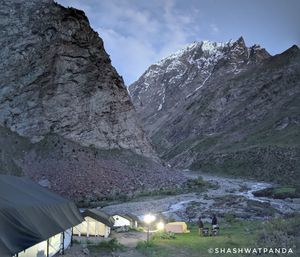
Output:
[{"xmin": 165, "ymin": 222, "xmax": 190, "ymax": 233}]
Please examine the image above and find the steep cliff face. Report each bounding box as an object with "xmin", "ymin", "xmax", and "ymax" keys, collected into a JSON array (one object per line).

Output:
[
  {"xmin": 129, "ymin": 39, "xmax": 300, "ymax": 186},
  {"xmin": 0, "ymin": 0, "xmax": 153, "ymax": 157},
  {"xmin": 0, "ymin": 0, "xmax": 185, "ymax": 199}
]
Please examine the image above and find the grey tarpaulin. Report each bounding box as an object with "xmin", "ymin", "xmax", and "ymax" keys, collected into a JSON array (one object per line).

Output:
[{"xmin": 0, "ymin": 175, "xmax": 83, "ymax": 257}]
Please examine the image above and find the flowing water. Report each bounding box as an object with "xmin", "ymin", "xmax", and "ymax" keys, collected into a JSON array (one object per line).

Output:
[{"xmin": 101, "ymin": 170, "xmax": 300, "ymax": 220}]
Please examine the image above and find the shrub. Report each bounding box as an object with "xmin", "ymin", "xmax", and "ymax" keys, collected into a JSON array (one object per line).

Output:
[
  {"xmin": 136, "ymin": 239, "xmax": 155, "ymax": 249},
  {"xmin": 88, "ymin": 238, "xmax": 123, "ymax": 251},
  {"xmin": 185, "ymin": 176, "xmax": 206, "ymax": 188},
  {"xmin": 224, "ymin": 213, "xmax": 236, "ymax": 224},
  {"xmin": 253, "ymin": 187, "xmax": 299, "ymax": 199},
  {"xmin": 256, "ymin": 214, "xmax": 300, "ymax": 254},
  {"xmin": 273, "ymin": 187, "xmax": 298, "ymax": 199},
  {"xmin": 152, "ymin": 232, "xmax": 176, "ymax": 240}
]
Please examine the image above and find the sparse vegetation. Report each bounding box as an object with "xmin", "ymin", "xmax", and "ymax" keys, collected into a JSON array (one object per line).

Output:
[
  {"xmin": 131, "ymin": 176, "xmax": 216, "ymax": 199},
  {"xmin": 152, "ymin": 232, "xmax": 176, "ymax": 240},
  {"xmin": 0, "ymin": 125, "xmax": 31, "ymax": 176},
  {"xmin": 224, "ymin": 213, "xmax": 236, "ymax": 224},
  {"xmin": 190, "ymin": 145, "xmax": 300, "ymax": 188},
  {"xmin": 245, "ymin": 200, "xmax": 277, "ymax": 217},
  {"xmin": 136, "ymin": 239, "xmax": 155, "ymax": 249},
  {"xmin": 257, "ymin": 213, "xmax": 300, "ymax": 255},
  {"xmin": 253, "ymin": 186, "xmax": 300, "ymax": 199},
  {"xmin": 87, "ymin": 238, "xmax": 124, "ymax": 252},
  {"xmin": 136, "ymin": 239, "xmax": 169, "ymax": 257}
]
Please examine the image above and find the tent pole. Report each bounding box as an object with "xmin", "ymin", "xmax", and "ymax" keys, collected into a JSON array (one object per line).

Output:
[
  {"xmin": 87, "ymin": 219, "xmax": 90, "ymax": 237},
  {"xmin": 62, "ymin": 231, "xmax": 65, "ymax": 255},
  {"xmin": 46, "ymin": 239, "xmax": 49, "ymax": 257},
  {"xmin": 71, "ymin": 227, "xmax": 73, "ymax": 246}
]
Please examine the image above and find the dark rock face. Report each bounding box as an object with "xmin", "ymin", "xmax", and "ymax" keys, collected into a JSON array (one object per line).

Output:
[
  {"xmin": 0, "ymin": 0, "xmax": 153, "ymax": 157},
  {"xmin": 129, "ymin": 39, "xmax": 300, "ymax": 186},
  {"xmin": 0, "ymin": 0, "xmax": 185, "ymax": 199}
]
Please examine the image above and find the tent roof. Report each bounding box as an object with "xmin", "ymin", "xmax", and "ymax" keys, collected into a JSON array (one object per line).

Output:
[
  {"xmin": 113, "ymin": 213, "xmax": 139, "ymax": 222},
  {"xmin": 0, "ymin": 175, "xmax": 83, "ymax": 257},
  {"xmin": 83, "ymin": 209, "xmax": 114, "ymax": 227}
]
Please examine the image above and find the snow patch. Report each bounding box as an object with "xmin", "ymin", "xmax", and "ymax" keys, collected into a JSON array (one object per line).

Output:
[
  {"xmin": 186, "ymin": 72, "xmax": 212, "ymax": 98},
  {"xmin": 155, "ymin": 39, "xmax": 233, "ymax": 67},
  {"xmin": 157, "ymin": 87, "xmax": 166, "ymax": 111}
]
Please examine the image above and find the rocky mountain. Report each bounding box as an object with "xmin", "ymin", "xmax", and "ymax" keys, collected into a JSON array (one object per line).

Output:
[
  {"xmin": 1, "ymin": 0, "xmax": 153, "ymax": 157},
  {"xmin": 0, "ymin": 0, "xmax": 184, "ymax": 201},
  {"xmin": 130, "ymin": 37, "xmax": 270, "ymax": 136},
  {"xmin": 129, "ymin": 38, "xmax": 300, "ymax": 186}
]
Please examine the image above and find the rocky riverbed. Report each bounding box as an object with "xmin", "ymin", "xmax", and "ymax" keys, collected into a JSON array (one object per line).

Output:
[{"xmin": 101, "ymin": 170, "xmax": 300, "ymax": 221}]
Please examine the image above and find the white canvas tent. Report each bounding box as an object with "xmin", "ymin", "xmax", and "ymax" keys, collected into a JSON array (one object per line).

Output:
[
  {"xmin": 16, "ymin": 229, "xmax": 72, "ymax": 257},
  {"xmin": 73, "ymin": 209, "xmax": 114, "ymax": 238},
  {"xmin": 113, "ymin": 214, "xmax": 139, "ymax": 228}
]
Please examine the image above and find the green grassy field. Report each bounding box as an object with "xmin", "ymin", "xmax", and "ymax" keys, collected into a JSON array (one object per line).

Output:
[{"xmin": 136, "ymin": 215, "xmax": 300, "ymax": 257}]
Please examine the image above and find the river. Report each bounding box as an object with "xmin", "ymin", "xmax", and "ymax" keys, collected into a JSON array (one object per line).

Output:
[{"xmin": 101, "ymin": 170, "xmax": 300, "ymax": 221}]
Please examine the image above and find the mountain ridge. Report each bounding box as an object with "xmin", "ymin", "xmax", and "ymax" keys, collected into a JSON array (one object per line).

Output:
[
  {"xmin": 129, "ymin": 37, "xmax": 271, "ymax": 138},
  {"xmin": 129, "ymin": 38, "xmax": 300, "ymax": 186}
]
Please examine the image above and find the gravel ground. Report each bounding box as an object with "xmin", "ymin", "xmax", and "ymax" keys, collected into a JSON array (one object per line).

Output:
[{"xmin": 63, "ymin": 232, "xmax": 147, "ymax": 257}]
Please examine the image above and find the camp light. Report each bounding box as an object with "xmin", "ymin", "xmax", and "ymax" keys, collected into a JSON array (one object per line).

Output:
[
  {"xmin": 143, "ymin": 214, "xmax": 156, "ymax": 224},
  {"xmin": 156, "ymin": 221, "xmax": 165, "ymax": 231},
  {"xmin": 143, "ymin": 214, "xmax": 156, "ymax": 242}
]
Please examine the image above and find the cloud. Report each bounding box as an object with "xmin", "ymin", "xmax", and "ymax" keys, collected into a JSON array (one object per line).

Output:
[
  {"xmin": 98, "ymin": 28, "xmax": 157, "ymax": 84},
  {"xmin": 57, "ymin": 0, "xmax": 205, "ymax": 84},
  {"xmin": 209, "ymin": 24, "xmax": 220, "ymax": 35}
]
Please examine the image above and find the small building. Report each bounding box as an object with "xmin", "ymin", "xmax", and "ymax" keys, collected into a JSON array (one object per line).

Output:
[
  {"xmin": 113, "ymin": 213, "xmax": 139, "ymax": 228},
  {"xmin": 165, "ymin": 222, "xmax": 190, "ymax": 233},
  {"xmin": 0, "ymin": 175, "xmax": 83, "ymax": 257},
  {"xmin": 73, "ymin": 209, "xmax": 114, "ymax": 238}
]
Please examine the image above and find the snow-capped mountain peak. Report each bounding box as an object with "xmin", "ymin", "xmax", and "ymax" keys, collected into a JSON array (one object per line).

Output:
[
  {"xmin": 155, "ymin": 39, "xmax": 233, "ymax": 67},
  {"xmin": 129, "ymin": 37, "xmax": 270, "ymax": 119}
]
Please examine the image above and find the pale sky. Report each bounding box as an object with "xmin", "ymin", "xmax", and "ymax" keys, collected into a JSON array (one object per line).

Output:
[{"xmin": 57, "ymin": 0, "xmax": 300, "ymax": 85}]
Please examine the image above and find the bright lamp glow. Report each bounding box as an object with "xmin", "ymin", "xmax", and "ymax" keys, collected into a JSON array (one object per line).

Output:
[
  {"xmin": 144, "ymin": 214, "xmax": 156, "ymax": 224},
  {"xmin": 156, "ymin": 221, "xmax": 165, "ymax": 230}
]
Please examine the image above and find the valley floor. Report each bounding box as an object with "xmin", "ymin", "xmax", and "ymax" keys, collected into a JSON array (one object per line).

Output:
[
  {"xmin": 64, "ymin": 218, "xmax": 300, "ymax": 257},
  {"xmin": 64, "ymin": 170, "xmax": 300, "ymax": 257}
]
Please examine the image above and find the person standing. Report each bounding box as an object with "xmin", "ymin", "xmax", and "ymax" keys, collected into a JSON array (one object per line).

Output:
[
  {"xmin": 211, "ymin": 214, "xmax": 219, "ymax": 236},
  {"xmin": 211, "ymin": 214, "xmax": 218, "ymax": 228},
  {"xmin": 197, "ymin": 216, "xmax": 204, "ymax": 236}
]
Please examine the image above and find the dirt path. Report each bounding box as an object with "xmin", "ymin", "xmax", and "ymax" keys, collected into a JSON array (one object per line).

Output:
[
  {"xmin": 63, "ymin": 244, "xmax": 146, "ymax": 257},
  {"xmin": 112, "ymin": 232, "xmax": 147, "ymax": 248},
  {"xmin": 64, "ymin": 232, "xmax": 147, "ymax": 257}
]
